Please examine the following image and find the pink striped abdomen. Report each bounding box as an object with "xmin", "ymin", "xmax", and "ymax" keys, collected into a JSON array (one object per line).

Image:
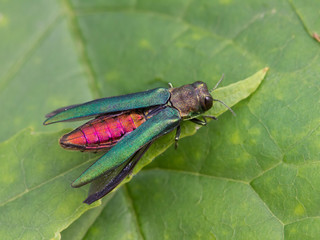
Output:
[{"xmin": 60, "ymin": 111, "xmax": 146, "ymax": 151}]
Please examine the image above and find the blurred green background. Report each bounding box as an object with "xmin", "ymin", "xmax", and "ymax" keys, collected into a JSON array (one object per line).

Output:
[{"xmin": 0, "ymin": 0, "xmax": 320, "ymax": 239}]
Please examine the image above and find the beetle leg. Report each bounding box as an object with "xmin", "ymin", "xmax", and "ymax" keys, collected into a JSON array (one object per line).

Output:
[
  {"xmin": 175, "ymin": 125, "xmax": 181, "ymax": 149},
  {"xmin": 203, "ymin": 115, "xmax": 218, "ymax": 120},
  {"xmin": 168, "ymin": 82, "xmax": 174, "ymax": 88},
  {"xmin": 202, "ymin": 116, "xmax": 208, "ymax": 125},
  {"xmin": 190, "ymin": 118, "xmax": 207, "ymax": 126}
]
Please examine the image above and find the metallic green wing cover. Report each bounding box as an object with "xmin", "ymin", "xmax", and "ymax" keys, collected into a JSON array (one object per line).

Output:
[
  {"xmin": 71, "ymin": 107, "xmax": 181, "ymax": 187},
  {"xmin": 43, "ymin": 87, "xmax": 170, "ymax": 125}
]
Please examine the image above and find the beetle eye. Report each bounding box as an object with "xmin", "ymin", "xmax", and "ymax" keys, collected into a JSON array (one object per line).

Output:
[{"xmin": 204, "ymin": 96, "xmax": 213, "ymax": 110}]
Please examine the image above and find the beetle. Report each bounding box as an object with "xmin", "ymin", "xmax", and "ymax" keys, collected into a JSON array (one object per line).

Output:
[{"xmin": 44, "ymin": 77, "xmax": 234, "ymax": 204}]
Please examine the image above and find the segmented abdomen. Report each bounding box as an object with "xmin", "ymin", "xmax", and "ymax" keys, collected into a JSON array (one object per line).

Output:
[{"xmin": 60, "ymin": 111, "xmax": 146, "ymax": 151}]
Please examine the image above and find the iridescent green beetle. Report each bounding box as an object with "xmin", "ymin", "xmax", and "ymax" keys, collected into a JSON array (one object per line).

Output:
[{"xmin": 44, "ymin": 77, "xmax": 233, "ymax": 204}]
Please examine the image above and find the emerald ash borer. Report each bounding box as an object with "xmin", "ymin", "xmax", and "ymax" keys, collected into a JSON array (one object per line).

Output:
[{"xmin": 44, "ymin": 78, "xmax": 234, "ymax": 204}]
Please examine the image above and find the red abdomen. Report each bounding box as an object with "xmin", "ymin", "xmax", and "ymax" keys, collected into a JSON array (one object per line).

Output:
[{"xmin": 60, "ymin": 111, "xmax": 146, "ymax": 151}]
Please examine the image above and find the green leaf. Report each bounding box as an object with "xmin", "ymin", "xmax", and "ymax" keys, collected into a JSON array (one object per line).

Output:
[{"xmin": 1, "ymin": 0, "xmax": 320, "ymax": 239}]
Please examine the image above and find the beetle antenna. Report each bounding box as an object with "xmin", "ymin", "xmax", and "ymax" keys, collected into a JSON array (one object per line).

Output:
[
  {"xmin": 210, "ymin": 74, "xmax": 224, "ymax": 93},
  {"xmin": 210, "ymin": 74, "xmax": 236, "ymax": 116},
  {"xmin": 213, "ymin": 98, "xmax": 236, "ymax": 116}
]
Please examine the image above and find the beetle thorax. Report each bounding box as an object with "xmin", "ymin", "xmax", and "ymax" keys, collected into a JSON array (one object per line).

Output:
[{"xmin": 169, "ymin": 85, "xmax": 201, "ymax": 118}]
